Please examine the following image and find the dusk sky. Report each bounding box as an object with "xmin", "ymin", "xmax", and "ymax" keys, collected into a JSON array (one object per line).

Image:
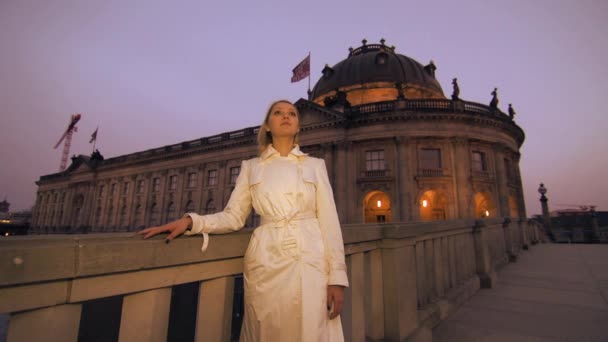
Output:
[{"xmin": 1, "ymin": 0, "xmax": 606, "ymax": 215}]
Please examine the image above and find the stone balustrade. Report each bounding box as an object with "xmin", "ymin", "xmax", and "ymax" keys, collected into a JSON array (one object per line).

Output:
[{"xmin": 0, "ymin": 218, "xmax": 542, "ymax": 342}]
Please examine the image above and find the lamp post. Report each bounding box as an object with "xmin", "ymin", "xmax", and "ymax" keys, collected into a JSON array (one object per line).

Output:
[{"xmin": 538, "ymin": 183, "xmax": 551, "ymax": 231}]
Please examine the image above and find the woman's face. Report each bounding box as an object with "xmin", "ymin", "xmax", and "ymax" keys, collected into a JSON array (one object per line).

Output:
[{"xmin": 266, "ymin": 102, "xmax": 299, "ymax": 140}]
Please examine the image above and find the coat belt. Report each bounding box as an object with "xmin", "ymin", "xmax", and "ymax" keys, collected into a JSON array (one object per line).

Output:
[{"xmin": 260, "ymin": 210, "xmax": 317, "ymax": 228}]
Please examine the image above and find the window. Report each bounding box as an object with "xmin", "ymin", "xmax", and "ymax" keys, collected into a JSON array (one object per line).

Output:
[
  {"xmin": 365, "ymin": 150, "xmax": 385, "ymax": 171},
  {"xmin": 98, "ymin": 185, "xmax": 105, "ymax": 197},
  {"xmin": 472, "ymin": 151, "xmax": 487, "ymax": 172},
  {"xmin": 420, "ymin": 148, "xmax": 441, "ymax": 169},
  {"xmin": 185, "ymin": 200, "xmax": 195, "ymax": 212},
  {"xmin": 137, "ymin": 180, "xmax": 145, "ymax": 194},
  {"xmin": 110, "ymin": 183, "xmax": 117, "ymax": 196},
  {"xmin": 187, "ymin": 172, "xmax": 197, "ymax": 188},
  {"xmin": 122, "ymin": 182, "xmax": 129, "ymax": 196},
  {"xmin": 230, "ymin": 167, "xmax": 240, "ymax": 184},
  {"xmin": 168, "ymin": 175, "xmax": 178, "ymax": 191},
  {"xmin": 152, "ymin": 178, "xmax": 160, "ymax": 192},
  {"xmin": 166, "ymin": 202, "xmax": 176, "ymax": 222},
  {"xmin": 207, "ymin": 170, "xmax": 218, "ymax": 186}
]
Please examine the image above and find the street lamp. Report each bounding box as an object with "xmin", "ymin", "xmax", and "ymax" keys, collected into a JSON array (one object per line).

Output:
[
  {"xmin": 538, "ymin": 183, "xmax": 547, "ymax": 199},
  {"xmin": 538, "ymin": 182, "xmax": 551, "ymax": 231}
]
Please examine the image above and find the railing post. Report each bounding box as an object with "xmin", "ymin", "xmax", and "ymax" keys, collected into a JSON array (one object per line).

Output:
[
  {"xmin": 502, "ymin": 218, "xmax": 517, "ymax": 262},
  {"xmin": 7, "ymin": 304, "xmax": 81, "ymax": 342},
  {"xmin": 473, "ymin": 220, "xmax": 497, "ymax": 288},
  {"xmin": 365, "ymin": 249, "xmax": 384, "ymax": 340},
  {"xmin": 519, "ymin": 218, "xmax": 529, "ymax": 250},
  {"xmin": 118, "ymin": 288, "xmax": 172, "ymax": 342},
  {"xmin": 381, "ymin": 237, "xmax": 418, "ymax": 340},
  {"xmin": 343, "ymin": 252, "xmax": 365, "ymax": 342},
  {"xmin": 195, "ymin": 276, "xmax": 235, "ymax": 342}
]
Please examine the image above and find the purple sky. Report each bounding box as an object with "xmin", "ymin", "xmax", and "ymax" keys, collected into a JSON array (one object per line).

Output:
[{"xmin": 1, "ymin": 0, "xmax": 607, "ymax": 215}]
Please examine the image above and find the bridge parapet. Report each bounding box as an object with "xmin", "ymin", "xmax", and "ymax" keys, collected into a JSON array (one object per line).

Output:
[{"xmin": 0, "ymin": 218, "xmax": 541, "ymax": 341}]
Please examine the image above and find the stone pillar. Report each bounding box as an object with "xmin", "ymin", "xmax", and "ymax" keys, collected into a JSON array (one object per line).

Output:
[
  {"xmin": 7, "ymin": 304, "xmax": 82, "ymax": 342},
  {"xmin": 451, "ymin": 137, "xmax": 470, "ymax": 219},
  {"xmin": 381, "ymin": 237, "xmax": 418, "ymax": 340},
  {"xmin": 364, "ymin": 249, "xmax": 384, "ymax": 340},
  {"xmin": 343, "ymin": 252, "xmax": 365, "ymax": 342},
  {"xmin": 472, "ymin": 220, "xmax": 497, "ymax": 288},
  {"xmin": 118, "ymin": 288, "xmax": 172, "ymax": 342},
  {"xmin": 81, "ymin": 182, "xmax": 96, "ymax": 231},
  {"xmin": 493, "ymin": 144, "xmax": 510, "ymax": 218},
  {"xmin": 513, "ymin": 153, "xmax": 527, "ymax": 218},
  {"xmin": 334, "ymin": 141, "xmax": 348, "ymax": 222},
  {"xmin": 395, "ymin": 137, "xmax": 412, "ymax": 222},
  {"xmin": 195, "ymin": 276, "xmax": 235, "ymax": 342}
]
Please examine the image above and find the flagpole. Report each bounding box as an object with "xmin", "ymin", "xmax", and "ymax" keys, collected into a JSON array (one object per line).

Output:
[
  {"xmin": 92, "ymin": 125, "xmax": 98, "ymax": 153},
  {"xmin": 307, "ymin": 51, "xmax": 311, "ymax": 100}
]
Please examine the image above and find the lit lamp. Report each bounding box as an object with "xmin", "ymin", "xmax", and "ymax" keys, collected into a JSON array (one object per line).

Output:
[
  {"xmin": 537, "ymin": 183, "xmax": 547, "ymax": 199},
  {"xmin": 377, "ymin": 200, "xmax": 382, "ymax": 208},
  {"xmin": 422, "ymin": 200, "xmax": 428, "ymax": 208},
  {"xmin": 485, "ymin": 210, "xmax": 490, "ymax": 217}
]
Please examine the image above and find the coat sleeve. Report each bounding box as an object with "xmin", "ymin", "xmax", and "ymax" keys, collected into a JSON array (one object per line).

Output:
[
  {"xmin": 183, "ymin": 159, "xmax": 253, "ymax": 252},
  {"xmin": 315, "ymin": 158, "xmax": 349, "ymax": 287}
]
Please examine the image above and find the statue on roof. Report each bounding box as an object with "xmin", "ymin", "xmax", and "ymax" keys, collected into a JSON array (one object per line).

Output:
[
  {"xmin": 91, "ymin": 149, "xmax": 104, "ymax": 161},
  {"xmin": 490, "ymin": 88, "xmax": 499, "ymax": 110},
  {"xmin": 451, "ymin": 78, "xmax": 460, "ymax": 101},
  {"xmin": 508, "ymin": 104, "xmax": 516, "ymax": 119}
]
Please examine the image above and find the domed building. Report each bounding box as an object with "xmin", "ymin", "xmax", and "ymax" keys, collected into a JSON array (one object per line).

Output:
[{"xmin": 31, "ymin": 40, "xmax": 526, "ymax": 233}]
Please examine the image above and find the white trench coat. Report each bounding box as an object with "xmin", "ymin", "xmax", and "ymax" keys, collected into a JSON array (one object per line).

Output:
[{"xmin": 185, "ymin": 145, "xmax": 349, "ymax": 342}]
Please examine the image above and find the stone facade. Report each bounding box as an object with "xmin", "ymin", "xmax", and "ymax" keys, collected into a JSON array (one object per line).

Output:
[{"xmin": 31, "ymin": 42, "xmax": 526, "ymax": 234}]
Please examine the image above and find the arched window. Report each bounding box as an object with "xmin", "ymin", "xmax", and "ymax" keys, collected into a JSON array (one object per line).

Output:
[
  {"xmin": 363, "ymin": 191, "xmax": 392, "ymax": 223},
  {"xmin": 473, "ymin": 192, "xmax": 495, "ymax": 218},
  {"xmin": 419, "ymin": 190, "xmax": 448, "ymax": 221}
]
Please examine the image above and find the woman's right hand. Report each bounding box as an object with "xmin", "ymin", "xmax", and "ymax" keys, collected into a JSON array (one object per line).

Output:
[{"xmin": 136, "ymin": 216, "xmax": 193, "ymax": 243}]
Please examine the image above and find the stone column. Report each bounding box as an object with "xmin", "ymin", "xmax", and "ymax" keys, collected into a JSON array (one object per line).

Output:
[
  {"xmin": 118, "ymin": 288, "xmax": 172, "ymax": 342},
  {"xmin": 7, "ymin": 304, "xmax": 82, "ymax": 342},
  {"xmin": 334, "ymin": 141, "xmax": 348, "ymax": 222},
  {"xmin": 472, "ymin": 220, "xmax": 497, "ymax": 288},
  {"xmin": 492, "ymin": 144, "xmax": 510, "ymax": 218},
  {"xmin": 381, "ymin": 237, "xmax": 418, "ymax": 340},
  {"xmin": 393, "ymin": 137, "xmax": 404, "ymax": 222},
  {"xmin": 343, "ymin": 252, "xmax": 365, "ymax": 342},
  {"xmin": 397, "ymin": 137, "xmax": 413, "ymax": 221},
  {"xmin": 195, "ymin": 276, "xmax": 235, "ymax": 342},
  {"xmin": 513, "ymin": 153, "xmax": 527, "ymax": 218},
  {"xmin": 451, "ymin": 137, "xmax": 470, "ymax": 219}
]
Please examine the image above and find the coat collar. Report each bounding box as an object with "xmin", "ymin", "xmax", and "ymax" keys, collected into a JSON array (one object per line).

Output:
[{"xmin": 260, "ymin": 144, "xmax": 308, "ymax": 161}]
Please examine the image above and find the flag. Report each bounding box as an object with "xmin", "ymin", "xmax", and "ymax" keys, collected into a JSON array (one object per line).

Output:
[
  {"xmin": 291, "ymin": 54, "xmax": 310, "ymax": 83},
  {"xmin": 89, "ymin": 127, "xmax": 98, "ymax": 143}
]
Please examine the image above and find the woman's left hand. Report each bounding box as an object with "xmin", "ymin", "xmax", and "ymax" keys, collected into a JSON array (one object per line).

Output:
[{"xmin": 327, "ymin": 285, "xmax": 345, "ymax": 319}]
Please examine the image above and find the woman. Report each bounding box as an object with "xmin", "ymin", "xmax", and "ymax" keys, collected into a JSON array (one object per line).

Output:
[{"xmin": 138, "ymin": 100, "xmax": 348, "ymax": 342}]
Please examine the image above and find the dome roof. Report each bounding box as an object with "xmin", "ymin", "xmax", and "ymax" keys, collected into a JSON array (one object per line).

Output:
[{"xmin": 311, "ymin": 39, "xmax": 445, "ymax": 105}]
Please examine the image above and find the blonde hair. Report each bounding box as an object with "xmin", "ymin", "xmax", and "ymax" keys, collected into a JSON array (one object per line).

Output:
[{"xmin": 257, "ymin": 100, "xmax": 300, "ymax": 154}]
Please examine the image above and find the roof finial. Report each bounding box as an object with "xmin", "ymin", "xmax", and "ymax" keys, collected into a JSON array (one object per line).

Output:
[
  {"xmin": 362, "ymin": 38, "xmax": 367, "ymax": 46},
  {"xmin": 380, "ymin": 38, "xmax": 386, "ymax": 46}
]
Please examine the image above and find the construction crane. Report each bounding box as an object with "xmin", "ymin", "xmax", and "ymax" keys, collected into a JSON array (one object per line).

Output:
[{"xmin": 54, "ymin": 114, "xmax": 81, "ymax": 171}]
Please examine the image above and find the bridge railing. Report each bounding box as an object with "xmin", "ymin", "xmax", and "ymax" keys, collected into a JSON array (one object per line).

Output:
[{"xmin": 0, "ymin": 218, "xmax": 541, "ymax": 342}]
